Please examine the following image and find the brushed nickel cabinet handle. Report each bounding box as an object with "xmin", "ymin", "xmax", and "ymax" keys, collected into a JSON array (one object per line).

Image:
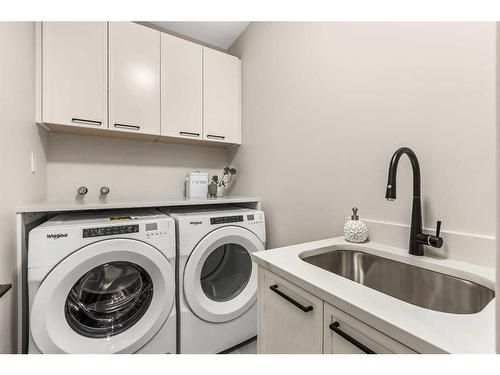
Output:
[
  {"xmin": 72, "ymin": 118, "xmax": 102, "ymax": 126},
  {"xmin": 206, "ymin": 134, "xmax": 225, "ymax": 140},
  {"xmin": 114, "ymin": 123, "xmax": 140, "ymax": 130},
  {"xmin": 180, "ymin": 131, "xmax": 200, "ymax": 137}
]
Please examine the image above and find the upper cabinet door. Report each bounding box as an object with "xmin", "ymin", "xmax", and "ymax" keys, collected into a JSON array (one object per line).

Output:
[
  {"xmin": 42, "ymin": 22, "xmax": 107, "ymax": 128},
  {"xmin": 203, "ymin": 48, "xmax": 241, "ymax": 144},
  {"xmin": 109, "ymin": 22, "xmax": 160, "ymax": 135},
  {"xmin": 161, "ymin": 34, "xmax": 203, "ymax": 139}
]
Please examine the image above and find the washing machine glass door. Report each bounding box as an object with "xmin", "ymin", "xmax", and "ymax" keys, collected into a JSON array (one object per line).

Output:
[
  {"xmin": 183, "ymin": 226, "xmax": 264, "ymax": 323},
  {"xmin": 30, "ymin": 238, "xmax": 174, "ymax": 353}
]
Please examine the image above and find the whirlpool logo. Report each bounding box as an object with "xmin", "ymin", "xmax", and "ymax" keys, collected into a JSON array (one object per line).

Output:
[
  {"xmin": 189, "ymin": 221, "xmax": 203, "ymax": 225},
  {"xmin": 46, "ymin": 233, "xmax": 69, "ymax": 240}
]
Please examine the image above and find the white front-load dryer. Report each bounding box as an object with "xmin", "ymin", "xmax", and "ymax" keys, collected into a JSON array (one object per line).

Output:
[
  {"xmin": 162, "ymin": 206, "xmax": 265, "ymax": 354},
  {"xmin": 27, "ymin": 209, "xmax": 176, "ymax": 354}
]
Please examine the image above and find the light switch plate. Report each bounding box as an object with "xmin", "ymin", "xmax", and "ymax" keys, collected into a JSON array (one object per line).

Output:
[{"xmin": 31, "ymin": 152, "xmax": 36, "ymax": 174}]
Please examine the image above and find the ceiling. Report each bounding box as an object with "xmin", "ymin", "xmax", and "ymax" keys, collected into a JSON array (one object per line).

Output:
[{"xmin": 149, "ymin": 22, "xmax": 249, "ymax": 50}]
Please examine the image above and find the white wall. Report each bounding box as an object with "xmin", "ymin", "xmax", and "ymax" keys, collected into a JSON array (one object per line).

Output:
[
  {"xmin": 495, "ymin": 21, "xmax": 500, "ymax": 355},
  {"xmin": 0, "ymin": 22, "xmax": 48, "ymax": 353},
  {"xmin": 229, "ymin": 22, "xmax": 496, "ymax": 266},
  {"xmin": 46, "ymin": 133, "xmax": 228, "ymax": 200}
]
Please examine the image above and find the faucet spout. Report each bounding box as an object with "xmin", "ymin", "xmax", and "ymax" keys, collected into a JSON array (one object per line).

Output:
[
  {"xmin": 385, "ymin": 147, "xmax": 421, "ymax": 201},
  {"xmin": 385, "ymin": 147, "xmax": 429, "ymax": 256}
]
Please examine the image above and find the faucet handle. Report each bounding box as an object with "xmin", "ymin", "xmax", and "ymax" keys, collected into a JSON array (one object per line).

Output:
[
  {"xmin": 430, "ymin": 221, "xmax": 443, "ymax": 248},
  {"xmin": 435, "ymin": 220, "xmax": 441, "ymax": 237},
  {"xmin": 416, "ymin": 220, "xmax": 444, "ymax": 249}
]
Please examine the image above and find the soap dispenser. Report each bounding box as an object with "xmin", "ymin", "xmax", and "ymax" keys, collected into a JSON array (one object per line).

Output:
[{"xmin": 344, "ymin": 207, "xmax": 368, "ymax": 243}]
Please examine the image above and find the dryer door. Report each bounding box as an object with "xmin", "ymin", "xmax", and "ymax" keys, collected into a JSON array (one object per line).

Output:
[
  {"xmin": 183, "ymin": 226, "xmax": 264, "ymax": 323},
  {"xmin": 30, "ymin": 239, "xmax": 174, "ymax": 353}
]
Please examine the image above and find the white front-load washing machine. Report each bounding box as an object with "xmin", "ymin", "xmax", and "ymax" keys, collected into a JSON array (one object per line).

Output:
[
  {"xmin": 163, "ymin": 206, "xmax": 265, "ymax": 354},
  {"xmin": 27, "ymin": 209, "xmax": 176, "ymax": 354}
]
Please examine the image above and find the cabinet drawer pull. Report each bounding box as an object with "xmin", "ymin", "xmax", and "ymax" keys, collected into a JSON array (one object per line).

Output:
[
  {"xmin": 329, "ymin": 321, "xmax": 376, "ymax": 354},
  {"xmin": 114, "ymin": 123, "xmax": 140, "ymax": 131},
  {"xmin": 0, "ymin": 284, "xmax": 12, "ymax": 299},
  {"xmin": 72, "ymin": 118, "xmax": 102, "ymax": 126},
  {"xmin": 269, "ymin": 284, "xmax": 313, "ymax": 313},
  {"xmin": 180, "ymin": 131, "xmax": 200, "ymax": 137},
  {"xmin": 206, "ymin": 134, "xmax": 225, "ymax": 140}
]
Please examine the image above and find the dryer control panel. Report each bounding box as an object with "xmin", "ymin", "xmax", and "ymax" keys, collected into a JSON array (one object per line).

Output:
[
  {"xmin": 246, "ymin": 212, "xmax": 265, "ymax": 225},
  {"xmin": 83, "ymin": 224, "xmax": 139, "ymax": 238},
  {"xmin": 210, "ymin": 215, "xmax": 243, "ymax": 225},
  {"xmin": 208, "ymin": 212, "xmax": 265, "ymax": 226}
]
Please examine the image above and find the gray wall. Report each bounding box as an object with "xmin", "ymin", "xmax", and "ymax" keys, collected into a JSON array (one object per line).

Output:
[
  {"xmin": 46, "ymin": 133, "xmax": 228, "ymax": 200},
  {"xmin": 229, "ymin": 22, "xmax": 496, "ymax": 263},
  {"xmin": 496, "ymin": 21, "xmax": 500, "ymax": 355},
  {"xmin": 0, "ymin": 22, "xmax": 48, "ymax": 353}
]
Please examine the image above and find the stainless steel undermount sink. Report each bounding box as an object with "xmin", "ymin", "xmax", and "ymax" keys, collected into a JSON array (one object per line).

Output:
[{"xmin": 301, "ymin": 249, "xmax": 494, "ymax": 314}]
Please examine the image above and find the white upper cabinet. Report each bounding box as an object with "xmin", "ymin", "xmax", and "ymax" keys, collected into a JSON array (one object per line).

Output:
[
  {"xmin": 161, "ymin": 33, "xmax": 203, "ymax": 139},
  {"xmin": 109, "ymin": 22, "xmax": 161, "ymax": 135},
  {"xmin": 40, "ymin": 22, "xmax": 107, "ymax": 128},
  {"xmin": 203, "ymin": 48, "xmax": 241, "ymax": 144},
  {"xmin": 37, "ymin": 22, "xmax": 241, "ymax": 147}
]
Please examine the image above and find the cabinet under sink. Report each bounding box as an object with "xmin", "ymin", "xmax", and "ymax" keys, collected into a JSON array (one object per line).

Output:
[{"xmin": 257, "ymin": 268, "xmax": 417, "ymax": 354}]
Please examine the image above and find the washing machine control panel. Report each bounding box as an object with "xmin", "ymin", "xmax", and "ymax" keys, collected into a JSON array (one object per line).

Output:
[{"xmin": 83, "ymin": 224, "xmax": 139, "ymax": 238}]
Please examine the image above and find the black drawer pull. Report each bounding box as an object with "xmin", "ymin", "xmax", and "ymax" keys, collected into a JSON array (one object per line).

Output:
[
  {"xmin": 180, "ymin": 131, "xmax": 200, "ymax": 137},
  {"xmin": 0, "ymin": 284, "xmax": 12, "ymax": 299},
  {"xmin": 269, "ymin": 284, "xmax": 313, "ymax": 312},
  {"xmin": 206, "ymin": 134, "xmax": 225, "ymax": 140},
  {"xmin": 72, "ymin": 118, "xmax": 102, "ymax": 126},
  {"xmin": 329, "ymin": 321, "xmax": 376, "ymax": 354},
  {"xmin": 114, "ymin": 123, "xmax": 140, "ymax": 131}
]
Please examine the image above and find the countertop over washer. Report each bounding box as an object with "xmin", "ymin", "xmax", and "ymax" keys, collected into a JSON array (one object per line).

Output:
[{"xmin": 16, "ymin": 195, "xmax": 260, "ymax": 213}]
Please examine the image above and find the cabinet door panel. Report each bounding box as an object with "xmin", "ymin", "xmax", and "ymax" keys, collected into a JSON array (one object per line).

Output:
[
  {"xmin": 161, "ymin": 33, "xmax": 202, "ymax": 139},
  {"xmin": 109, "ymin": 22, "xmax": 160, "ymax": 135},
  {"xmin": 323, "ymin": 302, "xmax": 416, "ymax": 354},
  {"xmin": 203, "ymin": 48, "xmax": 241, "ymax": 144},
  {"xmin": 258, "ymin": 268, "xmax": 323, "ymax": 354},
  {"xmin": 42, "ymin": 22, "xmax": 107, "ymax": 128}
]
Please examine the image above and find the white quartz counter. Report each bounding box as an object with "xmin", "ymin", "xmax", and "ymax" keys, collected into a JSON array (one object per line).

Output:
[
  {"xmin": 252, "ymin": 237, "xmax": 495, "ymax": 353},
  {"xmin": 16, "ymin": 195, "xmax": 260, "ymax": 213}
]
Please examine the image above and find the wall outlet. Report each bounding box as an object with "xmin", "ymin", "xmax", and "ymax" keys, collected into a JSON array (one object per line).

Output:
[{"xmin": 31, "ymin": 152, "xmax": 36, "ymax": 174}]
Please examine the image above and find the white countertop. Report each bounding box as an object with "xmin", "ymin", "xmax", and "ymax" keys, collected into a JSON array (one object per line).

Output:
[
  {"xmin": 16, "ymin": 195, "xmax": 260, "ymax": 213},
  {"xmin": 252, "ymin": 237, "xmax": 495, "ymax": 353}
]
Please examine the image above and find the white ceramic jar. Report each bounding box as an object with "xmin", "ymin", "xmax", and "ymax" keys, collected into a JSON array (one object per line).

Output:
[{"xmin": 344, "ymin": 207, "xmax": 368, "ymax": 243}]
